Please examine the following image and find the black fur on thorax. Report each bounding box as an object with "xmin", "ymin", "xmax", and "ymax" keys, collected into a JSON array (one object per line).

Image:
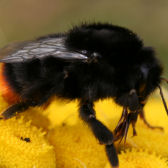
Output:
[
  {"xmin": 66, "ymin": 23, "xmax": 143, "ymax": 65},
  {"xmin": 3, "ymin": 23, "xmax": 163, "ymax": 110}
]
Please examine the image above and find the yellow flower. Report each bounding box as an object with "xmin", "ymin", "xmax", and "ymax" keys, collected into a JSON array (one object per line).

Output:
[
  {"xmin": 142, "ymin": 98, "xmax": 168, "ymax": 132},
  {"xmin": 0, "ymin": 117, "xmax": 56, "ymax": 168},
  {"xmin": 1, "ymin": 92, "xmax": 168, "ymax": 168},
  {"xmin": 47, "ymin": 121, "xmax": 107, "ymax": 168},
  {"xmin": 18, "ymin": 107, "xmax": 51, "ymax": 130},
  {"xmin": 45, "ymin": 98, "xmax": 122, "ymax": 128},
  {"xmin": 124, "ymin": 99, "xmax": 168, "ymax": 157},
  {"xmin": 126, "ymin": 120, "xmax": 168, "ymax": 157},
  {"xmin": 105, "ymin": 149, "xmax": 168, "ymax": 168},
  {"xmin": 0, "ymin": 93, "xmax": 9, "ymax": 113},
  {"xmin": 44, "ymin": 99, "xmax": 79, "ymax": 127}
]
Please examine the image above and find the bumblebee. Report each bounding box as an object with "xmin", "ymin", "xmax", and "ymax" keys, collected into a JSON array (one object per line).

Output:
[{"xmin": 0, "ymin": 23, "xmax": 167, "ymax": 168}]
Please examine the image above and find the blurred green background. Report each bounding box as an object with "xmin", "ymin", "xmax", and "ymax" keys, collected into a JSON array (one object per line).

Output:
[{"xmin": 0, "ymin": 0, "xmax": 168, "ymax": 75}]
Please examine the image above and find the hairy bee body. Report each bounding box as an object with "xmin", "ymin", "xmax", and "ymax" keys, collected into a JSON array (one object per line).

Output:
[{"xmin": 0, "ymin": 23, "xmax": 164, "ymax": 168}]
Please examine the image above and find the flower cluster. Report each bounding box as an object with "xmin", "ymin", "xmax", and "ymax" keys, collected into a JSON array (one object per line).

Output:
[{"xmin": 0, "ymin": 95, "xmax": 168, "ymax": 168}]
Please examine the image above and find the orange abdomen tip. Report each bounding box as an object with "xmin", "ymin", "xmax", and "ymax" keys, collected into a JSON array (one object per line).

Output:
[{"xmin": 0, "ymin": 63, "xmax": 20, "ymax": 104}]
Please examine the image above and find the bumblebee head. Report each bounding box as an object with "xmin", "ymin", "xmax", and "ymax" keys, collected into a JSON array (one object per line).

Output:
[{"xmin": 114, "ymin": 46, "xmax": 162, "ymax": 111}]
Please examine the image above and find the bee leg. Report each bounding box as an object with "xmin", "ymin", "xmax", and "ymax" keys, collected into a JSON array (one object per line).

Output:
[
  {"xmin": 128, "ymin": 111, "xmax": 138, "ymax": 138},
  {"xmin": 1, "ymin": 102, "xmax": 30, "ymax": 119},
  {"xmin": 121, "ymin": 112, "xmax": 138, "ymax": 144},
  {"xmin": 79, "ymin": 101, "xmax": 119, "ymax": 168},
  {"xmin": 131, "ymin": 113, "xmax": 138, "ymax": 136},
  {"xmin": 1, "ymin": 93, "xmax": 54, "ymax": 120},
  {"xmin": 114, "ymin": 111, "xmax": 138, "ymax": 143},
  {"xmin": 114, "ymin": 107, "xmax": 127, "ymax": 132},
  {"xmin": 79, "ymin": 101, "xmax": 114, "ymax": 145},
  {"xmin": 114, "ymin": 107, "xmax": 128, "ymax": 141},
  {"xmin": 139, "ymin": 109, "xmax": 163, "ymax": 130}
]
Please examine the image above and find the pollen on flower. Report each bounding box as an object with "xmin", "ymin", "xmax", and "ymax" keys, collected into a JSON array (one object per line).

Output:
[
  {"xmin": 0, "ymin": 117, "xmax": 56, "ymax": 168},
  {"xmin": 142, "ymin": 98, "xmax": 168, "ymax": 132},
  {"xmin": 44, "ymin": 98, "xmax": 122, "ymax": 128},
  {"xmin": 18, "ymin": 107, "xmax": 51, "ymax": 130},
  {"xmin": 124, "ymin": 98, "xmax": 168, "ymax": 157},
  {"xmin": 105, "ymin": 149, "xmax": 168, "ymax": 168},
  {"xmin": 0, "ymin": 91, "xmax": 168, "ymax": 168},
  {"xmin": 47, "ymin": 121, "xmax": 107, "ymax": 168},
  {"xmin": 0, "ymin": 92, "xmax": 9, "ymax": 113},
  {"xmin": 44, "ymin": 99, "xmax": 79, "ymax": 127},
  {"xmin": 126, "ymin": 119, "xmax": 168, "ymax": 157}
]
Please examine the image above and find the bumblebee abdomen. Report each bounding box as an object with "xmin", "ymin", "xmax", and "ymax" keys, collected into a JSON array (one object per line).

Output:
[{"xmin": 0, "ymin": 63, "xmax": 20, "ymax": 104}]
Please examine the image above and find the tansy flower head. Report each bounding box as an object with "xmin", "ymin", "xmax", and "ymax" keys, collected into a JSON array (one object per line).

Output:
[
  {"xmin": 44, "ymin": 98, "xmax": 122, "ymax": 128},
  {"xmin": 18, "ymin": 107, "xmax": 51, "ymax": 130},
  {"xmin": 47, "ymin": 121, "xmax": 107, "ymax": 168},
  {"xmin": 0, "ymin": 93, "xmax": 168, "ymax": 168},
  {"xmin": 126, "ymin": 119, "xmax": 168, "ymax": 157},
  {"xmin": 105, "ymin": 149, "xmax": 168, "ymax": 168},
  {"xmin": 142, "ymin": 98, "xmax": 168, "ymax": 132},
  {"xmin": 44, "ymin": 99, "xmax": 79, "ymax": 127},
  {"xmin": 0, "ymin": 117, "xmax": 56, "ymax": 168}
]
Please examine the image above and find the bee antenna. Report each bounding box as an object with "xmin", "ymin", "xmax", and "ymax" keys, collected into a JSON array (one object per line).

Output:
[
  {"xmin": 161, "ymin": 77, "xmax": 168, "ymax": 84},
  {"xmin": 158, "ymin": 85, "xmax": 168, "ymax": 115}
]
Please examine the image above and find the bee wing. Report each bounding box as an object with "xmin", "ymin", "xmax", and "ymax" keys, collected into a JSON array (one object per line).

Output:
[{"xmin": 0, "ymin": 37, "xmax": 88, "ymax": 63}]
